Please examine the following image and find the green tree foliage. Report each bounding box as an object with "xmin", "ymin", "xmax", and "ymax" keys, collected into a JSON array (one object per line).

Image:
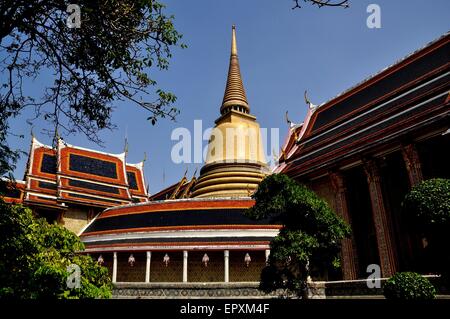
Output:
[
  {"xmin": 402, "ymin": 178, "xmax": 450, "ymax": 285},
  {"xmin": 383, "ymin": 272, "xmax": 436, "ymax": 300},
  {"xmin": 0, "ymin": 199, "xmax": 112, "ymax": 299},
  {"xmin": 403, "ymin": 178, "xmax": 450, "ymax": 229},
  {"xmin": 246, "ymin": 174, "xmax": 351, "ymax": 298},
  {"xmin": 0, "ymin": 0, "xmax": 185, "ymax": 176}
]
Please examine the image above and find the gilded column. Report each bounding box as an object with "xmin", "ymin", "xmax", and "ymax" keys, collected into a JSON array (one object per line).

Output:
[
  {"xmin": 112, "ymin": 252, "xmax": 118, "ymax": 283},
  {"xmin": 145, "ymin": 251, "xmax": 151, "ymax": 283},
  {"xmin": 329, "ymin": 171, "xmax": 358, "ymax": 280},
  {"xmin": 183, "ymin": 251, "xmax": 188, "ymax": 283},
  {"xmin": 363, "ymin": 159, "xmax": 398, "ymax": 277},
  {"xmin": 224, "ymin": 250, "xmax": 230, "ymax": 283},
  {"xmin": 401, "ymin": 144, "xmax": 423, "ymax": 187}
]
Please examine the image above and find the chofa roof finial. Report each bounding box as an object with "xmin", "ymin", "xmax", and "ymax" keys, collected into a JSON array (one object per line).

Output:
[
  {"xmin": 304, "ymin": 90, "xmax": 309, "ymax": 105},
  {"xmin": 304, "ymin": 90, "xmax": 317, "ymax": 109}
]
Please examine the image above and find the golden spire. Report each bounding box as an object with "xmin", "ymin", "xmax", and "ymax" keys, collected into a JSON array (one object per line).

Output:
[
  {"xmin": 220, "ymin": 25, "xmax": 250, "ymax": 114},
  {"xmin": 231, "ymin": 25, "xmax": 238, "ymax": 56}
]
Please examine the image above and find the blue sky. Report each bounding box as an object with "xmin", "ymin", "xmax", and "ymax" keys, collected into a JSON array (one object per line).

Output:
[{"xmin": 7, "ymin": 0, "xmax": 450, "ymax": 194}]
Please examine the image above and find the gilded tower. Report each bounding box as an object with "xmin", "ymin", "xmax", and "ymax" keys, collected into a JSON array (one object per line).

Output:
[{"xmin": 191, "ymin": 26, "xmax": 270, "ymax": 198}]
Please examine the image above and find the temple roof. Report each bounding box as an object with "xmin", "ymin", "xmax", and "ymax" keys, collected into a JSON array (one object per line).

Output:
[
  {"xmin": 149, "ymin": 170, "xmax": 197, "ymax": 201},
  {"xmin": 22, "ymin": 137, "xmax": 149, "ymax": 209},
  {"xmin": 125, "ymin": 162, "xmax": 148, "ymax": 202},
  {"xmin": 220, "ymin": 25, "xmax": 250, "ymax": 114},
  {"xmin": 80, "ymin": 198, "xmax": 281, "ymax": 252},
  {"xmin": 149, "ymin": 177, "xmax": 188, "ymax": 201},
  {"xmin": 275, "ymin": 32, "xmax": 450, "ymax": 177}
]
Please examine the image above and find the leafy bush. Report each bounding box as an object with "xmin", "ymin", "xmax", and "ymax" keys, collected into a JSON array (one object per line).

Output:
[
  {"xmin": 402, "ymin": 178, "xmax": 450, "ymax": 282},
  {"xmin": 383, "ymin": 272, "xmax": 436, "ymax": 300},
  {"xmin": 0, "ymin": 200, "xmax": 112, "ymax": 299},
  {"xmin": 246, "ymin": 174, "xmax": 351, "ymax": 298},
  {"xmin": 402, "ymin": 178, "xmax": 450, "ymax": 229}
]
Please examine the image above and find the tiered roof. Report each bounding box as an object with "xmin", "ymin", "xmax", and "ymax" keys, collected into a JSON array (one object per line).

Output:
[
  {"xmin": 24, "ymin": 138, "xmax": 60, "ymax": 208},
  {"xmin": 81, "ymin": 198, "xmax": 281, "ymax": 252},
  {"xmin": 20, "ymin": 137, "xmax": 148, "ymax": 209},
  {"xmin": 275, "ymin": 32, "xmax": 450, "ymax": 178}
]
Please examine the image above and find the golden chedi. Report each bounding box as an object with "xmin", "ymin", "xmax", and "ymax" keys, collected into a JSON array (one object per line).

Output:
[{"xmin": 191, "ymin": 26, "xmax": 270, "ymax": 198}]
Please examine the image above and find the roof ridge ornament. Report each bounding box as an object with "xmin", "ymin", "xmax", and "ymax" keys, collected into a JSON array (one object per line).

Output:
[
  {"xmin": 285, "ymin": 110, "xmax": 297, "ymax": 128},
  {"xmin": 285, "ymin": 111, "xmax": 291, "ymax": 126},
  {"xmin": 124, "ymin": 137, "xmax": 129, "ymax": 156},
  {"xmin": 304, "ymin": 90, "xmax": 317, "ymax": 110}
]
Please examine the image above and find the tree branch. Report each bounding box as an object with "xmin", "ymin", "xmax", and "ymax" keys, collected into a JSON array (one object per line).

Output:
[{"xmin": 292, "ymin": 0, "xmax": 349, "ymax": 9}]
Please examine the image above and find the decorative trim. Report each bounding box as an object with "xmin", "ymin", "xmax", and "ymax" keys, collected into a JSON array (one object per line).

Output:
[
  {"xmin": 82, "ymin": 228, "xmax": 280, "ymax": 243},
  {"xmin": 283, "ymin": 93, "xmax": 448, "ymax": 178},
  {"xmin": 297, "ymin": 72, "xmax": 449, "ymax": 156},
  {"xmin": 99, "ymin": 199, "xmax": 255, "ymax": 219},
  {"xmin": 82, "ymin": 224, "xmax": 281, "ymax": 237},
  {"xmin": 84, "ymin": 243, "xmax": 271, "ymax": 252},
  {"xmin": 59, "ymin": 146, "xmax": 127, "ymax": 185}
]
